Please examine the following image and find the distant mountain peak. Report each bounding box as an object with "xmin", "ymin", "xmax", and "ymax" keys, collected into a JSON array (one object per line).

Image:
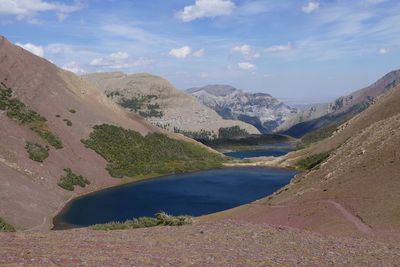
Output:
[{"xmin": 187, "ymin": 84, "xmax": 297, "ymax": 133}]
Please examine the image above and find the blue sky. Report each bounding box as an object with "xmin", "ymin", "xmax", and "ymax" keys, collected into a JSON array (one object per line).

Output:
[{"xmin": 1, "ymin": 0, "xmax": 399, "ymax": 104}]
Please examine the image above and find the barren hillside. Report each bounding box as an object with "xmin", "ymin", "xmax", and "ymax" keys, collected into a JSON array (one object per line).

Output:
[
  {"xmin": 0, "ymin": 36, "xmax": 219, "ymax": 231},
  {"xmin": 84, "ymin": 72, "xmax": 259, "ymax": 136},
  {"xmin": 217, "ymin": 85, "xmax": 400, "ymax": 241}
]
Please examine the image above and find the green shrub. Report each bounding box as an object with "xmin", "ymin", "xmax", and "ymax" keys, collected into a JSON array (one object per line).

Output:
[
  {"xmin": 296, "ymin": 152, "xmax": 330, "ymax": 170},
  {"xmin": 91, "ymin": 212, "xmax": 192, "ymax": 231},
  {"xmin": 218, "ymin": 126, "xmax": 249, "ymax": 139},
  {"xmin": 63, "ymin": 118, "xmax": 72, "ymax": 126},
  {"xmin": 69, "ymin": 109, "xmax": 76, "ymax": 114},
  {"xmin": 118, "ymin": 95, "xmax": 163, "ymax": 118},
  {"xmin": 58, "ymin": 168, "xmax": 90, "ymax": 191},
  {"xmin": 81, "ymin": 124, "xmax": 223, "ymax": 178},
  {"xmin": 25, "ymin": 142, "xmax": 49, "ymax": 162},
  {"xmin": 0, "ymin": 217, "xmax": 16, "ymax": 232},
  {"xmin": 0, "ymin": 83, "xmax": 63, "ymax": 149},
  {"xmin": 30, "ymin": 125, "xmax": 63, "ymax": 149}
]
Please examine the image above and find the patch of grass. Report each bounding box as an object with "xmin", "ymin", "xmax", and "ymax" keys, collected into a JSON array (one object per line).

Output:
[
  {"xmin": 81, "ymin": 124, "xmax": 223, "ymax": 178},
  {"xmin": 30, "ymin": 125, "xmax": 63, "ymax": 149},
  {"xmin": 173, "ymin": 128, "xmax": 216, "ymax": 140},
  {"xmin": 218, "ymin": 126, "xmax": 249, "ymax": 139},
  {"xmin": 0, "ymin": 217, "xmax": 16, "ymax": 232},
  {"xmin": 25, "ymin": 142, "xmax": 49, "ymax": 162},
  {"xmin": 58, "ymin": 168, "xmax": 90, "ymax": 191},
  {"xmin": 91, "ymin": 212, "xmax": 192, "ymax": 231},
  {"xmin": 296, "ymin": 152, "xmax": 330, "ymax": 170},
  {"xmin": 63, "ymin": 118, "xmax": 72, "ymax": 126},
  {"xmin": 0, "ymin": 83, "xmax": 63, "ymax": 149},
  {"xmin": 118, "ymin": 95, "xmax": 163, "ymax": 118}
]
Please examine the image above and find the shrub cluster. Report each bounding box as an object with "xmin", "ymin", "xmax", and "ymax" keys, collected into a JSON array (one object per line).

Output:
[
  {"xmin": 90, "ymin": 212, "xmax": 192, "ymax": 231},
  {"xmin": 63, "ymin": 118, "xmax": 72, "ymax": 126},
  {"xmin": 118, "ymin": 95, "xmax": 164, "ymax": 118},
  {"xmin": 218, "ymin": 126, "xmax": 249, "ymax": 139},
  {"xmin": 296, "ymin": 152, "xmax": 330, "ymax": 170},
  {"xmin": 81, "ymin": 124, "xmax": 223, "ymax": 178},
  {"xmin": 58, "ymin": 168, "xmax": 90, "ymax": 191},
  {"xmin": 173, "ymin": 128, "xmax": 216, "ymax": 140},
  {"xmin": 0, "ymin": 217, "xmax": 16, "ymax": 232},
  {"xmin": 25, "ymin": 142, "xmax": 49, "ymax": 162},
  {"xmin": 0, "ymin": 83, "xmax": 63, "ymax": 149}
]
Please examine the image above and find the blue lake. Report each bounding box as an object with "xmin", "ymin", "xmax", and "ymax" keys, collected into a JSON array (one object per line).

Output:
[
  {"xmin": 54, "ymin": 167, "xmax": 295, "ymax": 229},
  {"xmin": 223, "ymin": 149, "xmax": 290, "ymax": 159}
]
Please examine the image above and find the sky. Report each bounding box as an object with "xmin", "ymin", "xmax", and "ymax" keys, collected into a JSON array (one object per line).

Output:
[{"xmin": 1, "ymin": 0, "xmax": 400, "ymax": 104}]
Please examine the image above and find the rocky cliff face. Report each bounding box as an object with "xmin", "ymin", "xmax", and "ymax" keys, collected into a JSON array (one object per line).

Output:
[
  {"xmin": 276, "ymin": 69, "xmax": 400, "ymax": 136},
  {"xmin": 187, "ymin": 85, "xmax": 298, "ymax": 133},
  {"xmin": 84, "ymin": 73, "xmax": 260, "ymax": 136}
]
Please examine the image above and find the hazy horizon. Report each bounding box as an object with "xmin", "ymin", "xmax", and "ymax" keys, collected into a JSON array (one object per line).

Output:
[{"xmin": 1, "ymin": 0, "xmax": 399, "ymax": 102}]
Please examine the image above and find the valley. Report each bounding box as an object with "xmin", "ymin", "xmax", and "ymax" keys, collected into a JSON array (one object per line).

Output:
[{"xmin": 1, "ymin": 0, "xmax": 400, "ymax": 264}]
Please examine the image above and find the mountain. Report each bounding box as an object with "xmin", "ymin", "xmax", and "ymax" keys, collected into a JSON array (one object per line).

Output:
[
  {"xmin": 2, "ymin": 86, "xmax": 400, "ymax": 264},
  {"xmin": 220, "ymin": 83, "xmax": 400, "ymax": 240},
  {"xmin": 276, "ymin": 69, "xmax": 400, "ymax": 137},
  {"xmin": 83, "ymin": 73, "xmax": 259, "ymax": 137},
  {"xmin": 0, "ymin": 36, "xmax": 222, "ymax": 230},
  {"xmin": 187, "ymin": 85, "xmax": 298, "ymax": 133}
]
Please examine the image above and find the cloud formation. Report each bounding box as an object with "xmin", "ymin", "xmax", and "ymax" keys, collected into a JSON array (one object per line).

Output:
[
  {"xmin": 16, "ymin": 42, "xmax": 44, "ymax": 57},
  {"xmin": 169, "ymin": 46, "xmax": 192, "ymax": 58},
  {"xmin": 265, "ymin": 42, "xmax": 293, "ymax": 53},
  {"xmin": 193, "ymin": 48, "xmax": 205, "ymax": 57},
  {"xmin": 232, "ymin": 44, "xmax": 260, "ymax": 59},
  {"xmin": 62, "ymin": 61, "xmax": 86, "ymax": 74},
  {"xmin": 378, "ymin": 48, "xmax": 388, "ymax": 54},
  {"xmin": 238, "ymin": 62, "xmax": 255, "ymax": 70},
  {"xmin": 0, "ymin": 0, "xmax": 84, "ymax": 21},
  {"xmin": 302, "ymin": 1, "xmax": 319, "ymax": 13},
  {"xmin": 177, "ymin": 0, "xmax": 235, "ymax": 22}
]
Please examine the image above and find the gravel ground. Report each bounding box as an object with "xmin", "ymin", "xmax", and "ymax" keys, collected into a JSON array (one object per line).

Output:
[{"xmin": 1, "ymin": 220, "xmax": 399, "ymax": 266}]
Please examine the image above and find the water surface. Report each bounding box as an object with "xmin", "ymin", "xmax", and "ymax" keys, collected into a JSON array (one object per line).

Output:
[{"xmin": 54, "ymin": 167, "xmax": 295, "ymax": 228}]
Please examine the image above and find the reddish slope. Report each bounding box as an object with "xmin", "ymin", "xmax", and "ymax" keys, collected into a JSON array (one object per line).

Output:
[
  {"xmin": 211, "ymin": 85, "xmax": 400, "ymax": 241},
  {"xmin": 0, "ymin": 36, "xmax": 162, "ymax": 230}
]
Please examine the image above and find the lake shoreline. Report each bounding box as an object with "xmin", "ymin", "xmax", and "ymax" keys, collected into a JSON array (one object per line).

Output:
[{"xmin": 52, "ymin": 165, "xmax": 297, "ymax": 230}]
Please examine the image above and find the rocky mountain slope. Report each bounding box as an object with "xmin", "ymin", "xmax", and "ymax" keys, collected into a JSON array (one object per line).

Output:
[
  {"xmin": 187, "ymin": 84, "xmax": 298, "ymax": 133},
  {"xmin": 0, "ymin": 36, "xmax": 220, "ymax": 231},
  {"xmin": 84, "ymin": 73, "xmax": 259, "ymax": 136},
  {"xmin": 219, "ymin": 84, "xmax": 400, "ymax": 241},
  {"xmin": 277, "ymin": 69, "xmax": 400, "ymax": 137}
]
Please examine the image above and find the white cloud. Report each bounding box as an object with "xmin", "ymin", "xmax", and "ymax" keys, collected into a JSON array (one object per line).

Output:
[
  {"xmin": 193, "ymin": 48, "xmax": 205, "ymax": 57},
  {"xmin": 232, "ymin": 44, "xmax": 260, "ymax": 59},
  {"xmin": 238, "ymin": 62, "xmax": 255, "ymax": 70},
  {"xmin": 302, "ymin": 1, "xmax": 319, "ymax": 14},
  {"xmin": 378, "ymin": 48, "xmax": 388, "ymax": 54},
  {"xmin": 89, "ymin": 51, "xmax": 147, "ymax": 69},
  {"xmin": 200, "ymin": 72, "xmax": 208, "ymax": 78},
  {"xmin": 169, "ymin": 46, "xmax": 192, "ymax": 59},
  {"xmin": 109, "ymin": 51, "xmax": 129, "ymax": 61},
  {"xmin": 265, "ymin": 42, "xmax": 293, "ymax": 53},
  {"xmin": 177, "ymin": 0, "xmax": 235, "ymax": 22},
  {"xmin": 16, "ymin": 42, "xmax": 44, "ymax": 57},
  {"xmin": 0, "ymin": 0, "xmax": 84, "ymax": 21},
  {"xmin": 62, "ymin": 61, "xmax": 86, "ymax": 74}
]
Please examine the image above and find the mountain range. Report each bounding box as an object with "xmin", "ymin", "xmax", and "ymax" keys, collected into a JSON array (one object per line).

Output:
[
  {"xmin": 276, "ymin": 69, "xmax": 400, "ymax": 137},
  {"xmin": 1, "ymin": 35, "xmax": 400, "ymax": 264},
  {"xmin": 187, "ymin": 85, "xmax": 298, "ymax": 133},
  {"xmin": 84, "ymin": 73, "xmax": 259, "ymax": 137}
]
